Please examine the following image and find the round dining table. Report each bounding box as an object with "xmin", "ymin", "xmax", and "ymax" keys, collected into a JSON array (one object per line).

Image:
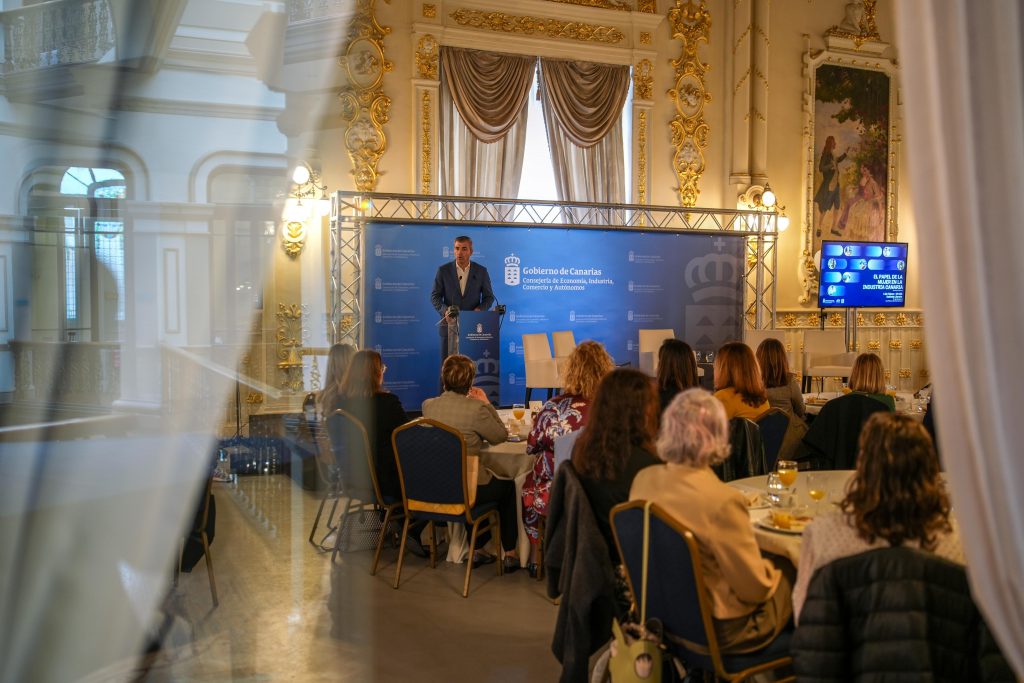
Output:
[
  {"xmin": 444, "ymin": 411, "xmax": 535, "ymax": 565},
  {"xmin": 727, "ymin": 470, "xmax": 854, "ymax": 565}
]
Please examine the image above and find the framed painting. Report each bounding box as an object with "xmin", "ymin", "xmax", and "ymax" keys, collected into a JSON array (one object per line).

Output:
[{"xmin": 800, "ymin": 48, "xmax": 898, "ymax": 304}]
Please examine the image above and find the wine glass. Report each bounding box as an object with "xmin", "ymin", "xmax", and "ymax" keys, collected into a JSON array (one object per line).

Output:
[
  {"xmin": 806, "ymin": 472, "xmax": 826, "ymax": 512},
  {"xmin": 777, "ymin": 460, "xmax": 798, "ymax": 493},
  {"xmin": 512, "ymin": 403, "xmax": 526, "ymax": 421}
]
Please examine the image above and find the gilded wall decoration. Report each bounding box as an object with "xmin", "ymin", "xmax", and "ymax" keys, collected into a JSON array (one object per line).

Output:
[
  {"xmin": 920, "ymin": 369, "xmax": 929, "ymax": 379},
  {"xmin": 867, "ymin": 340, "xmax": 880, "ymax": 350},
  {"xmin": 282, "ymin": 220, "xmax": 306, "ymax": 257},
  {"xmin": 421, "ymin": 91, "xmax": 432, "ymax": 194},
  {"xmin": 828, "ymin": 312, "xmax": 844, "ymax": 327},
  {"xmin": 782, "ymin": 313, "xmax": 798, "ymax": 327},
  {"xmin": 898, "ymin": 368, "xmax": 912, "ymax": 379},
  {"xmin": 640, "ymin": 31, "xmax": 652, "ymax": 45},
  {"xmin": 422, "ymin": 3, "xmax": 437, "ymax": 17},
  {"xmin": 634, "ymin": 58, "xmax": 653, "ymax": 100},
  {"xmin": 888, "ymin": 339, "xmax": 902, "ymax": 350},
  {"xmin": 415, "ymin": 34, "xmax": 438, "ymax": 80},
  {"xmin": 637, "ymin": 110, "xmax": 648, "ymax": 204},
  {"xmin": 894, "ymin": 313, "xmax": 908, "ymax": 326},
  {"xmin": 874, "ymin": 312, "xmax": 887, "ymax": 326},
  {"xmin": 449, "ymin": 9, "xmax": 625, "ymax": 44},
  {"xmin": 339, "ymin": 0, "xmax": 393, "ymax": 192},
  {"xmin": 667, "ymin": 1, "xmax": 711, "ymax": 207},
  {"xmin": 543, "ymin": 0, "xmax": 632, "ymax": 10},
  {"xmin": 909, "ymin": 339, "xmax": 922, "ymax": 350},
  {"xmin": 639, "ymin": 0, "xmax": 656, "ymax": 12},
  {"xmin": 276, "ymin": 304, "xmax": 308, "ymax": 392}
]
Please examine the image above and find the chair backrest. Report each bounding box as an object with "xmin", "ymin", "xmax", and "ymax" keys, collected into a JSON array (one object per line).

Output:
[
  {"xmin": 743, "ymin": 329, "xmax": 787, "ymax": 351},
  {"xmin": 552, "ymin": 428, "xmax": 583, "ymax": 471},
  {"xmin": 611, "ymin": 501, "xmax": 726, "ymax": 672},
  {"xmin": 802, "ymin": 329, "xmax": 847, "ymax": 370},
  {"xmin": 638, "ymin": 329, "xmax": 675, "ymax": 354},
  {"xmin": 522, "ymin": 333, "xmax": 553, "ymax": 361},
  {"xmin": 755, "ymin": 408, "xmax": 791, "ymax": 472},
  {"xmin": 392, "ymin": 418, "xmax": 472, "ymax": 519},
  {"xmin": 714, "ymin": 417, "xmax": 766, "ymax": 482},
  {"xmin": 552, "ymin": 330, "xmax": 577, "ymax": 358},
  {"xmin": 803, "ymin": 393, "xmax": 888, "ymax": 469},
  {"xmin": 324, "ymin": 408, "xmax": 378, "ymax": 502}
]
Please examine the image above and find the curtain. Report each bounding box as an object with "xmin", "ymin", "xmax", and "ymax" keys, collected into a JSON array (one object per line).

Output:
[
  {"xmin": 439, "ymin": 47, "xmax": 534, "ymax": 199},
  {"xmin": 539, "ymin": 58, "xmax": 630, "ymax": 211},
  {"xmin": 896, "ymin": 2, "xmax": 1024, "ymax": 676}
]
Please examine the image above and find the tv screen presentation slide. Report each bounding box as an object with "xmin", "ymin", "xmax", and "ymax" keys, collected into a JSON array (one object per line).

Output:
[{"xmin": 817, "ymin": 241, "xmax": 907, "ymax": 308}]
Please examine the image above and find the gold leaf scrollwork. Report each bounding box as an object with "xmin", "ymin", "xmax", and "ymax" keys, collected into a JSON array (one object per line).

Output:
[
  {"xmin": 421, "ymin": 91, "xmax": 432, "ymax": 194},
  {"xmin": 807, "ymin": 313, "xmax": 820, "ymax": 328},
  {"xmin": 828, "ymin": 312, "xmax": 844, "ymax": 327},
  {"xmin": 634, "ymin": 58, "xmax": 653, "ymax": 100},
  {"xmin": 898, "ymin": 368, "xmax": 912, "ymax": 379},
  {"xmin": 415, "ymin": 34, "xmax": 438, "ymax": 80},
  {"xmin": 909, "ymin": 339, "xmax": 922, "ymax": 350},
  {"xmin": 867, "ymin": 340, "xmax": 881, "ymax": 350},
  {"xmin": 782, "ymin": 314, "xmax": 797, "ymax": 327},
  {"xmin": 282, "ymin": 221, "xmax": 305, "ymax": 258},
  {"xmin": 637, "ymin": 110, "xmax": 648, "ymax": 204},
  {"xmin": 889, "ymin": 339, "xmax": 902, "ymax": 350},
  {"xmin": 276, "ymin": 304, "xmax": 308, "ymax": 392},
  {"xmin": 422, "ymin": 3, "xmax": 437, "ymax": 18},
  {"xmin": 640, "ymin": 31, "xmax": 652, "ymax": 45},
  {"xmin": 449, "ymin": 8, "xmax": 625, "ymax": 44},
  {"xmin": 638, "ymin": 0, "xmax": 656, "ymax": 12},
  {"xmin": 874, "ymin": 313, "xmax": 887, "ymax": 326},
  {"xmin": 339, "ymin": 0, "xmax": 393, "ymax": 192},
  {"xmin": 543, "ymin": 0, "xmax": 632, "ymax": 10},
  {"xmin": 825, "ymin": 0, "xmax": 881, "ymax": 47},
  {"xmin": 894, "ymin": 313, "xmax": 908, "ymax": 327},
  {"xmin": 857, "ymin": 313, "xmax": 865, "ymax": 327},
  {"xmin": 667, "ymin": 1, "xmax": 711, "ymax": 207}
]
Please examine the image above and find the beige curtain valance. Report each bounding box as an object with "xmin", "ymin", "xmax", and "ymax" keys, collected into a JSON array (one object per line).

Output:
[
  {"xmin": 440, "ymin": 46, "xmax": 535, "ymax": 144},
  {"xmin": 539, "ymin": 58, "xmax": 630, "ymax": 149}
]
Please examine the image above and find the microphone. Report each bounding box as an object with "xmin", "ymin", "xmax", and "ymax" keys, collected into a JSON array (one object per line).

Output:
[{"xmin": 445, "ymin": 305, "xmax": 460, "ymax": 319}]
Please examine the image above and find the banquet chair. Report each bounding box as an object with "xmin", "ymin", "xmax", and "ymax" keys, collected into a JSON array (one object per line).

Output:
[
  {"xmin": 638, "ymin": 328, "xmax": 676, "ymax": 376},
  {"xmin": 742, "ymin": 328, "xmax": 787, "ymax": 351},
  {"xmin": 802, "ymin": 330, "xmax": 853, "ymax": 392},
  {"xmin": 322, "ymin": 409, "xmax": 406, "ymax": 573},
  {"xmin": 792, "ymin": 547, "xmax": 1012, "ymax": 681},
  {"xmin": 307, "ymin": 411, "xmax": 342, "ymax": 549},
  {"xmin": 611, "ymin": 501, "xmax": 794, "ymax": 682},
  {"xmin": 551, "ymin": 330, "xmax": 576, "ymax": 376},
  {"xmin": 175, "ymin": 476, "xmax": 218, "ymax": 608},
  {"xmin": 755, "ymin": 408, "xmax": 791, "ymax": 472},
  {"xmin": 392, "ymin": 418, "xmax": 503, "ymax": 597},
  {"xmin": 714, "ymin": 418, "xmax": 766, "ymax": 482},
  {"xmin": 801, "ymin": 393, "xmax": 889, "ymax": 470},
  {"xmin": 523, "ymin": 333, "xmax": 560, "ymax": 404}
]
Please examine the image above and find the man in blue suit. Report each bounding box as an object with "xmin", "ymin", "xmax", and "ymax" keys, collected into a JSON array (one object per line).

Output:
[{"xmin": 431, "ymin": 235, "xmax": 494, "ymax": 358}]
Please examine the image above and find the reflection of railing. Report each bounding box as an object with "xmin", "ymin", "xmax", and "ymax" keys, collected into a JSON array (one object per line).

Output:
[
  {"xmin": 11, "ymin": 341, "xmax": 120, "ymax": 407},
  {"xmin": 2, "ymin": 0, "xmax": 115, "ymax": 74},
  {"xmin": 287, "ymin": 0, "xmax": 351, "ymax": 23}
]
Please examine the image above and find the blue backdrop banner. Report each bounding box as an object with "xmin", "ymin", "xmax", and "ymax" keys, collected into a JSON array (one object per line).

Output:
[{"xmin": 364, "ymin": 222, "xmax": 746, "ymax": 410}]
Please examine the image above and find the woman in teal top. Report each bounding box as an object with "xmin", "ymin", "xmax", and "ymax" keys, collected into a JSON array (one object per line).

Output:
[{"xmin": 848, "ymin": 353, "xmax": 896, "ymax": 411}]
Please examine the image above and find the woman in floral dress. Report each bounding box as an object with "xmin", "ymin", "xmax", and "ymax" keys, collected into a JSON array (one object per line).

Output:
[{"xmin": 521, "ymin": 340, "xmax": 614, "ymax": 574}]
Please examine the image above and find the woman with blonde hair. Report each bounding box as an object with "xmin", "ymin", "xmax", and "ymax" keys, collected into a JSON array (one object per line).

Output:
[
  {"xmin": 793, "ymin": 413, "xmax": 962, "ymax": 622},
  {"xmin": 713, "ymin": 341, "xmax": 769, "ymax": 420},
  {"xmin": 848, "ymin": 353, "xmax": 895, "ymax": 411},
  {"xmin": 317, "ymin": 342, "xmax": 356, "ymax": 417},
  {"xmin": 631, "ymin": 389, "xmax": 794, "ymax": 653},
  {"xmin": 521, "ymin": 340, "xmax": 613, "ymax": 571}
]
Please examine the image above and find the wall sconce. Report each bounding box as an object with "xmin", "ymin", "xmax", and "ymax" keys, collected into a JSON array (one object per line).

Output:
[
  {"xmin": 738, "ymin": 183, "xmax": 790, "ymax": 232},
  {"xmin": 282, "ymin": 162, "xmax": 330, "ymax": 258},
  {"xmin": 290, "ymin": 162, "xmax": 331, "ymax": 217}
]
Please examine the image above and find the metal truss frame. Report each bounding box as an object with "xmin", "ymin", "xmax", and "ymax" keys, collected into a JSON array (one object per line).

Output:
[{"xmin": 329, "ymin": 192, "xmax": 779, "ymax": 344}]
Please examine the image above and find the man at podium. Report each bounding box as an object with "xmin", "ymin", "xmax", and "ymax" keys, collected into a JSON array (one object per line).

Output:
[{"xmin": 431, "ymin": 235, "xmax": 494, "ymax": 358}]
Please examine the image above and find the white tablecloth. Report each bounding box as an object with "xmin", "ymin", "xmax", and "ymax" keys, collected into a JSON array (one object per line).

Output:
[
  {"xmin": 728, "ymin": 470, "xmax": 855, "ymax": 565},
  {"xmin": 803, "ymin": 391, "xmax": 926, "ymax": 421}
]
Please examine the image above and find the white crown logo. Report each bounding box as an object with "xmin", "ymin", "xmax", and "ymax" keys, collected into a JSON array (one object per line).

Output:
[
  {"xmin": 509, "ymin": 310, "xmax": 517, "ymax": 322},
  {"xmin": 685, "ymin": 253, "xmax": 740, "ymax": 302},
  {"xmin": 443, "ymin": 246, "xmax": 450, "ymax": 258},
  {"xmin": 476, "ymin": 323, "xmax": 483, "ymax": 334},
  {"xmin": 508, "ymin": 373, "xmax": 516, "ymax": 384},
  {"xmin": 569, "ymin": 311, "xmax": 576, "ymax": 322},
  {"xmin": 374, "ymin": 311, "xmax": 382, "ymax": 323},
  {"xmin": 628, "ymin": 310, "xmax": 634, "ymax": 321},
  {"xmin": 374, "ymin": 277, "xmax": 382, "ymax": 290},
  {"xmin": 508, "ymin": 342, "xmax": 516, "ymax": 354},
  {"xmin": 374, "ymin": 244, "xmax": 382, "ymax": 256},
  {"xmin": 504, "ymin": 253, "xmax": 521, "ymax": 286}
]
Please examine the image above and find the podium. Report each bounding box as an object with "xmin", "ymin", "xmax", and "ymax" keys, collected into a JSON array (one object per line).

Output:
[{"xmin": 446, "ymin": 310, "xmax": 501, "ymax": 404}]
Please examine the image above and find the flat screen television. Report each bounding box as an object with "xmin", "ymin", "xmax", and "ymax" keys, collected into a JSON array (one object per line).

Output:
[{"xmin": 817, "ymin": 240, "xmax": 908, "ymax": 308}]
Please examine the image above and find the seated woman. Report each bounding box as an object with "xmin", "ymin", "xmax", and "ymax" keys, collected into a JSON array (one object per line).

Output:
[
  {"xmin": 522, "ymin": 340, "xmax": 613, "ymax": 572},
  {"xmin": 756, "ymin": 338, "xmax": 805, "ymax": 419},
  {"xmin": 316, "ymin": 342, "xmax": 356, "ymax": 418},
  {"xmin": 713, "ymin": 341, "xmax": 770, "ymax": 420},
  {"xmin": 631, "ymin": 389, "xmax": 794, "ymax": 654},
  {"xmin": 848, "ymin": 353, "xmax": 895, "ymax": 411},
  {"xmin": 422, "ymin": 354, "xmax": 519, "ymax": 571},
  {"xmin": 656, "ymin": 338, "xmax": 701, "ymax": 411},
  {"xmin": 794, "ymin": 413, "xmax": 963, "ymax": 623},
  {"xmin": 332, "ymin": 349, "xmax": 408, "ymax": 503},
  {"xmin": 572, "ymin": 368, "xmax": 661, "ymax": 560}
]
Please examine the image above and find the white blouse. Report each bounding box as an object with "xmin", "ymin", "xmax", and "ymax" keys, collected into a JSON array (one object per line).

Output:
[{"xmin": 793, "ymin": 511, "xmax": 965, "ymax": 624}]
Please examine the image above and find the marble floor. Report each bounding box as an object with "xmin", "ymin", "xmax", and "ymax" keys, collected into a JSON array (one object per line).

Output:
[{"xmin": 139, "ymin": 474, "xmax": 563, "ymax": 682}]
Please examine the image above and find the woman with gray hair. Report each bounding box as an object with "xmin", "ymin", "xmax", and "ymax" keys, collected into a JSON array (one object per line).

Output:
[{"xmin": 630, "ymin": 388, "xmax": 794, "ymax": 654}]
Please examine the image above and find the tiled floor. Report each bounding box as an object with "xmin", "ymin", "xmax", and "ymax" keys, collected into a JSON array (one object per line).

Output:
[{"xmin": 141, "ymin": 474, "xmax": 563, "ymax": 682}]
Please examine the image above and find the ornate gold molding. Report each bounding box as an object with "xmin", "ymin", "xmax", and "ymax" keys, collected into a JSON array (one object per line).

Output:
[
  {"xmin": 667, "ymin": 1, "xmax": 711, "ymax": 207},
  {"xmin": 828, "ymin": 312, "xmax": 844, "ymax": 327},
  {"xmin": 909, "ymin": 339, "xmax": 922, "ymax": 350},
  {"xmin": 282, "ymin": 221, "xmax": 305, "ymax": 257},
  {"xmin": 276, "ymin": 304, "xmax": 308, "ymax": 392},
  {"xmin": 639, "ymin": 0, "xmax": 656, "ymax": 12},
  {"xmin": 874, "ymin": 312, "xmax": 887, "ymax": 326},
  {"xmin": 415, "ymin": 34, "xmax": 438, "ymax": 80},
  {"xmin": 543, "ymin": 0, "xmax": 632, "ymax": 10},
  {"xmin": 422, "ymin": 3, "xmax": 437, "ymax": 18},
  {"xmin": 867, "ymin": 340, "xmax": 881, "ymax": 350},
  {"xmin": 339, "ymin": 0, "xmax": 393, "ymax": 192},
  {"xmin": 634, "ymin": 58, "xmax": 653, "ymax": 100},
  {"xmin": 898, "ymin": 368, "xmax": 912, "ymax": 379},
  {"xmin": 421, "ymin": 91, "xmax": 432, "ymax": 194},
  {"xmin": 449, "ymin": 8, "xmax": 625, "ymax": 44},
  {"xmin": 637, "ymin": 110, "xmax": 648, "ymax": 204},
  {"xmin": 640, "ymin": 31, "xmax": 652, "ymax": 45},
  {"xmin": 889, "ymin": 339, "xmax": 902, "ymax": 350}
]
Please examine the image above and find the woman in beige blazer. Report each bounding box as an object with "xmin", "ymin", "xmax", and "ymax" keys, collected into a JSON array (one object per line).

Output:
[{"xmin": 630, "ymin": 388, "xmax": 794, "ymax": 654}]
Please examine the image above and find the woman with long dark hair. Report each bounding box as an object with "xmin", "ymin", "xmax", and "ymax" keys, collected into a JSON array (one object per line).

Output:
[
  {"xmin": 793, "ymin": 413, "xmax": 963, "ymax": 622},
  {"xmin": 713, "ymin": 341, "xmax": 769, "ymax": 420},
  {"xmin": 656, "ymin": 339, "xmax": 701, "ymax": 411},
  {"xmin": 572, "ymin": 368, "xmax": 661, "ymax": 558}
]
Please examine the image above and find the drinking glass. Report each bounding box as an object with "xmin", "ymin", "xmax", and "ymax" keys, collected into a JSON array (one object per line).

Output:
[
  {"xmin": 766, "ymin": 472, "xmax": 785, "ymax": 507},
  {"xmin": 776, "ymin": 460, "xmax": 798, "ymax": 491},
  {"xmin": 512, "ymin": 403, "xmax": 526, "ymax": 421},
  {"xmin": 806, "ymin": 472, "xmax": 826, "ymax": 512}
]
